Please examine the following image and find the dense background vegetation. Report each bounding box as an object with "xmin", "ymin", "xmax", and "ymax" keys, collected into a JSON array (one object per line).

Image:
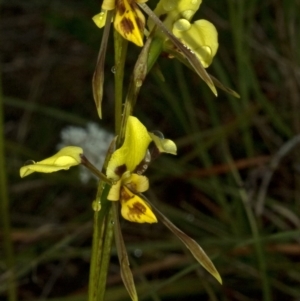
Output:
[{"xmin": 1, "ymin": 0, "xmax": 300, "ymax": 300}]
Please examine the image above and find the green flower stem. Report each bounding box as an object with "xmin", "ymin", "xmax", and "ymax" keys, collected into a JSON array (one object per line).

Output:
[
  {"xmin": 88, "ymin": 182, "xmax": 105, "ymax": 301},
  {"xmin": 0, "ymin": 70, "xmax": 17, "ymax": 301},
  {"xmin": 88, "ymin": 183, "xmax": 112, "ymax": 301},
  {"xmin": 89, "ymin": 24, "xmax": 131, "ymax": 301},
  {"xmin": 118, "ymin": 37, "xmax": 152, "ymax": 145},
  {"xmin": 96, "ymin": 205, "xmax": 114, "ymax": 301},
  {"xmin": 116, "ymin": 33, "xmax": 165, "ymax": 147},
  {"xmin": 114, "ymin": 30, "xmax": 128, "ymax": 134}
]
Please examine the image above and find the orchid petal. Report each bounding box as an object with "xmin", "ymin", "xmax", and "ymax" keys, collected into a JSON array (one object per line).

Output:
[
  {"xmin": 93, "ymin": 11, "xmax": 108, "ymax": 29},
  {"xmin": 114, "ymin": 0, "xmax": 145, "ymax": 47},
  {"xmin": 107, "ymin": 179, "xmax": 122, "ymax": 201},
  {"xmin": 124, "ymin": 174, "xmax": 149, "ymax": 193},
  {"xmin": 107, "ymin": 116, "xmax": 152, "ymax": 180},
  {"xmin": 120, "ymin": 186, "xmax": 157, "ymax": 223},
  {"xmin": 20, "ymin": 146, "xmax": 83, "ymax": 178},
  {"xmin": 173, "ymin": 19, "xmax": 218, "ymax": 68},
  {"xmin": 149, "ymin": 133, "xmax": 177, "ymax": 155}
]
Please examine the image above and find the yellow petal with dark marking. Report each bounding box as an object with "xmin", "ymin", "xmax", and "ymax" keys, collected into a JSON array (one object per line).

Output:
[
  {"xmin": 102, "ymin": 0, "xmax": 116, "ymax": 10},
  {"xmin": 123, "ymin": 173, "xmax": 149, "ymax": 193},
  {"xmin": 114, "ymin": 0, "xmax": 145, "ymax": 46},
  {"xmin": 106, "ymin": 116, "xmax": 152, "ymax": 180},
  {"xmin": 120, "ymin": 186, "xmax": 157, "ymax": 223}
]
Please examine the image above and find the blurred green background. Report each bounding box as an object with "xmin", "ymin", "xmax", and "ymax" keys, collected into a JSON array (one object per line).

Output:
[{"xmin": 1, "ymin": 0, "xmax": 300, "ymax": 300}]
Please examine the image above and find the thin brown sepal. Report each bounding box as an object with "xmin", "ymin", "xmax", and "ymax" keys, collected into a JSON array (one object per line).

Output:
[
  {"xmin": 112, "ymin": 202, "xmax": 139, "ymax": 301},
  {"xmin": 80, "ymin": 154, "xmax": 113, "ymax": 185},
  {"xmin": 165, "ymin": 45, "xmax": 240, "ymax": 98},
  {"xmin": 134, "ymin": 191, "xmax": 223, "ymax": 284},
  {"xmin": 92, "ymin": 10, "xmax": 113, "ymax": 119}
]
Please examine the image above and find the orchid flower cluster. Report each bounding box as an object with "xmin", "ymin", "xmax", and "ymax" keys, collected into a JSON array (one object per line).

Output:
[{"xmin": 19, "ymin": 0, "xmax": 239, "ymax": 300}]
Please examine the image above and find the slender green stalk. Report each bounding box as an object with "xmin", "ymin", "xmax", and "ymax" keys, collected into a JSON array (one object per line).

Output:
[
  {"xmin": 88, "ymin": 209, "xmax": 101, "ymax": 301},
  {"xmin": 227, "ymin": 0, "xmax": 254, "ymax": 157},
  {"xmin": 89, "ymin": 18, "xmax": 131, "ymax": 301},
  {"xmin": 88, "ymin": 137, "xmax": 118, "ymax": 301},
  {"xmin": 114, "ymin": 31, "xmax": 128, "ymax": 134},
  {"xmin": 223, "ymin": 146, "xmax": 272, "ymax": 301},
  {"xmin": 81, "ymin": 155, "xmax": 113, "ymax": 185},
  {"xmin": 242, "ymin": 201, "xmax": 271, "ymax": 301},
  {"xmin": 88, "ymin": 182, "xmax": 106, "ymax": 301},
  {"xmin": 118, "ymin": 36, "xmax": 152, "ymax": 146},
  {"xmin": 0, "ymin": 69, "xmax": 17, "ymax": 301},
  {"xmin": 96, "ymin": 206, "xmax": 114, "ymax": 301}
]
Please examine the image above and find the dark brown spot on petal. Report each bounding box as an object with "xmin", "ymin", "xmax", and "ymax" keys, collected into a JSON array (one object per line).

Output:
[
  {"xmin": 129, "ymin": 202, "xmax": 146, "ymax": 218},
  {"xmin": 135, "ymin": 16, "xmax": 144, "ymax": 31},
  {"xmin": 114, "ymin": 164, "xmax": 127, "ymax": 177},
  {"xmin": 120, "ymin": 187, "xmax": 133, "ymax": 201},
  {"xmin": 116, "ymin": 0, "xmax": 126, "ymax": 16},
  {"xmin": 120, "ymin": 17, "xmax": 135, "ymax": 34}
]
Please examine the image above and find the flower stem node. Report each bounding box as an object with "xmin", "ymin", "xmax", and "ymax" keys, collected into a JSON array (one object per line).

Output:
[
  {"xmin": 92, "ymin": 200, "xmax": 102, "ymax": 212},
  {"xmin": 19, "ymin": 146, "xmax": 83, "ymax": 178}
]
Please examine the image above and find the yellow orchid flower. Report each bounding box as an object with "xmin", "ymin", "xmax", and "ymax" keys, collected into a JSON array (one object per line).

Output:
[
  {"xmin": 20, "ymin": 146, "xmax": 83, "ymax": 178},
  {"xmin": 93, "ymin": 0, "xmax": 148, "ymax": 46},
  {"xmin": 106, "ymin": 116, "xmax": 176, "ymax": 223},
  {"xmin": 106, "ymin": 116, "xmax": 176, "ymax": 180},
  {"xmin": 108, "ymin": 171, "xmax": 157, "ymax": 223},
  {"xmin": 172, "ymin": 19, "xmax": 218, "ymax": 68},
  {"xmin": 147, "ymin": 0, "xmax": 218, "ymax": 68}
]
